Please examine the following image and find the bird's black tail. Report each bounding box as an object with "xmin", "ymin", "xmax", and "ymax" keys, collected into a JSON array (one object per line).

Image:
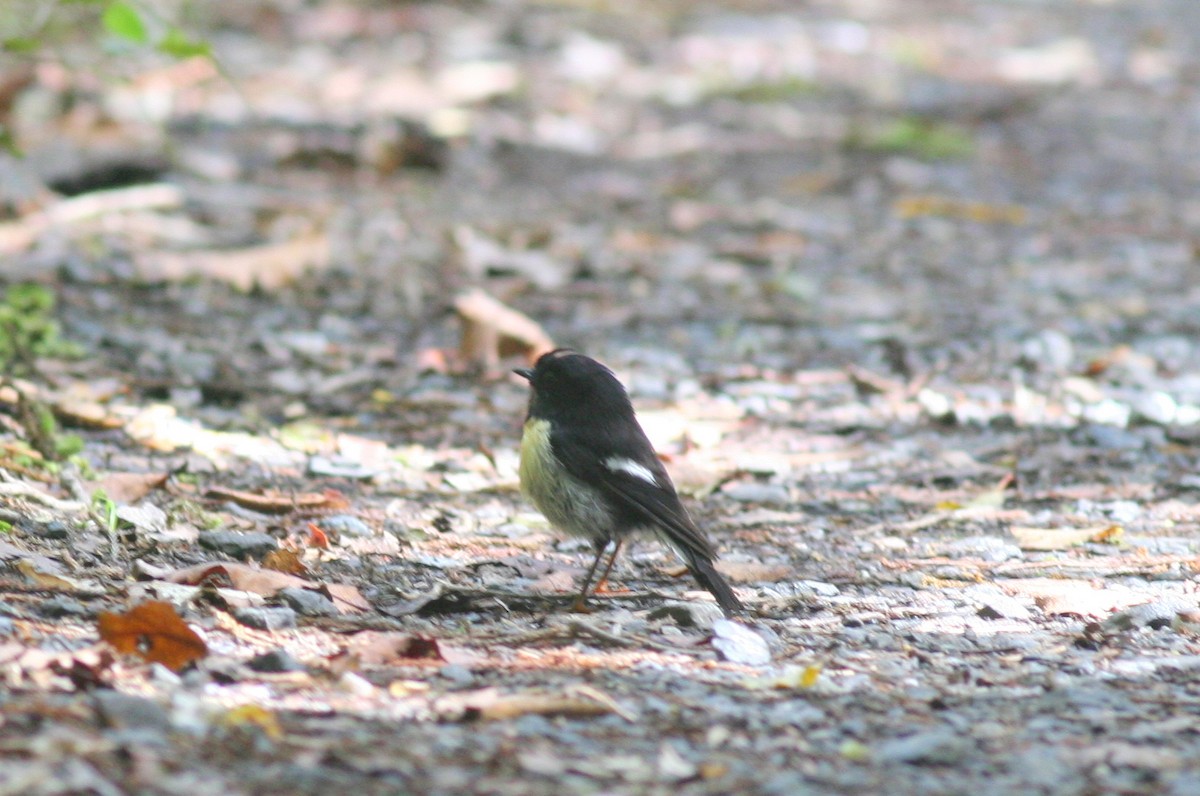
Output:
[{"xmin": 685, "ymin": 554, "xmax": 743, "ymax": 617}]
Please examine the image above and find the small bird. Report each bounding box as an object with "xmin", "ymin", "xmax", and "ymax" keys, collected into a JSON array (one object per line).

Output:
[{"xmin": 515, "ymin": 349, "xmax": 742, "ymax": 617}]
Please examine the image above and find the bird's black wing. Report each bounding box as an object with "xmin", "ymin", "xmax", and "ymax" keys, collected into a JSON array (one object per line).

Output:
[
  {"xmin": 550, "ymin": 427, "xmax": 743, "ymax": 616},
  {"xmin": 548, "ymin": 426, "xmax": 715, "ymax": 561}
]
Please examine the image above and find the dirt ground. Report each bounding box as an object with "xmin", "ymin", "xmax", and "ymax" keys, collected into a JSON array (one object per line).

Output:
[{"xmin": 3, "ymin": 0, "xmax": 1200, "ymax": 794}]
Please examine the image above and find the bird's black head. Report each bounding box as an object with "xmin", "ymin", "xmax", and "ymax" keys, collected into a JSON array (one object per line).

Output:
[{"xmin": 515, "ymin": 349, "xmax": 634, "ymax": 423}]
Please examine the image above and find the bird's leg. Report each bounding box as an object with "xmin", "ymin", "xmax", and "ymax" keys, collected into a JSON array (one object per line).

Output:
[
  {"xmin": 573, "ymin": 539, "xmax": 613, "ymax": 612},
  {"xmin": 592, "ymin": 538, "xmax": 624, "ymax": 594}
]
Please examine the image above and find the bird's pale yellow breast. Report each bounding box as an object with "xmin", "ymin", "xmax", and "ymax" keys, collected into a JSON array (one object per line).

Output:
[
  {"xmin": 518, "ymin": 417, "xmax": 554, "ymax": 502},
  {"xmin": 519, "ymin": 416, "xmax": 613, "ymax": 538}
]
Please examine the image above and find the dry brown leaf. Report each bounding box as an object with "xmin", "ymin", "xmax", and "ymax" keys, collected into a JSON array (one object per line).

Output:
[
  {"xmin": 1001, "ymin": 578, "xmax": 1145, "ymax": 618},
  {"xmin": 307, "ymin": 523, "xmax": 330, "ymax": 548},
  {"xmin": 95, "ymin": 472, "xmax": 169, "ymax": 504},
  {"xmin": 133, "ymin": 230, "xmax": 329, "ymax": 292},
  {"xmin": 97, "ymin": 601, "xmax": 208, "ymax": 672},
  {"xmin": 16, "ymin": 558, "xmax": 84, "ymax": 591},
  {"xmin": 715, "ymin": 561, "xmax": 792, "ymax": 584},
  {"xmin": 218, "ymin": 704, "xmax": 283, "ymax": 741},
  {"xmin": 893, "ymin": 194, "xmax": 1027, "ymax": 225},
  {"xmin": 454, "ymin": 289, "xmax": 554, "ymax": 370},
  {"xmin": 451, "ymin": 687, "xmax": 624, "ymax": 721},
  {"xmin": 262, "ymin": 549, "xmax": 308, "ymax": 575},
  {"xmin": 1085, "ymin": 345, "xmax": 1134, "ymax": 377},
  {"xmin": 166, "ymin": 561, "xmax": 309, "ymax": 595},
  {"xmin": 53, "ymin": 399, "xmax": 124, "ymax": 430},
  {"xmin": 204, "ymin": 486, "xmax": 342, "ymax": 514},
  {"xmin": 528, "ymin": 570, "xmax": 578, "ymax": 594},
  {"xmin": 346, "ymin": 631, "xmax": 445, "ymax": 665},
  {"xmin": 1010, "ymin": 525, "xmax": 1123, "ymax": 551},
  {"xmin": 322, "ymin": 583, "xmax": 370, "ymax": 614},
  {"xmin": 166, "ymin": 562, "xmax": 365, "ymax": 614}
]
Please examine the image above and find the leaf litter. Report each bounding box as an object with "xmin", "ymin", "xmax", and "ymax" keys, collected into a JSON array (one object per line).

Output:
[{"xmin": 2, "ymin": 0, "xmax": 1200, "ymax": 794}]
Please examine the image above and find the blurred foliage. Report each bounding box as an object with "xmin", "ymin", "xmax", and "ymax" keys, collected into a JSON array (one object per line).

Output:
[
  {"xmin": 711, "ymin": 76, "xmax": 820, "ymax": 103},
  {"xmin": 1, "ymin": 0, "xmax": 210, "ymax": 61},
  {"xmin": 849, "ymin": 116, "xmax": 974, "ymax": 160},
  {"xmin": 0, "ymin": 284, "xmax": 86, "ymax": 462},
  {"xmin": 0, "ymin": 284, "xmax": 82, "ymax": 379}
]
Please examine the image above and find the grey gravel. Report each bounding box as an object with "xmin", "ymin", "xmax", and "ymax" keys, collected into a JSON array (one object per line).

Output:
[
  {"xmin": 276, "ymin": 587, "xmax": 339, "ymax": 617},
  {"xmin": 198, "ymin": 531, "xmax": 278, "ymax": 559},
  {"xmin": 319, "ymin": 514, "xmax": 374, "ymax": 537},
  {"xmin": 37, "ymin": 596, "xmax": 87, "ymax": 618},
  {"xmin": 246, "ymin": 649, "xmax": 305, "ymax": 672},
  {"xmin": 93, "ymin": 690, "xmax": 171, "ymax": 734},
  {"xmin": 233, "ymin": 605, "xmax": 298, "ymax": 630},
  {"xmin": 721, "ymin": 481, "xmax": 792, "ymax": 506},
  {"xmin": 876, "ymin": 729, "xmax": 974, "ymax": 765}
]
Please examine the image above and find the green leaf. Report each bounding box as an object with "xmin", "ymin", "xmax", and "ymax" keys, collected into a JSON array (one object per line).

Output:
[
  {"xmin": 103, "ymin": 2, "xmax": 148, "ymax": 43},
  {"xmin": 54, "ymin": 434, "xmax": 85, "ymax": 459},
  {"xmin": 158, "ymin": 27, "xmax": 210, "ymax": 59},
  {"xmin": 3, "ymin": 37, "xmax": 40, "ymax": 54},
  {"xmin": 0, "ymin": 125, "xmax": 20, "ymax": 157}
]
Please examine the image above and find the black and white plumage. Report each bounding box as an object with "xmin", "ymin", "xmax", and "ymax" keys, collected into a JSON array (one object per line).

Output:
[{"xmin": 516, "ymin": 349, "xmax": 742, "ymax": 617}]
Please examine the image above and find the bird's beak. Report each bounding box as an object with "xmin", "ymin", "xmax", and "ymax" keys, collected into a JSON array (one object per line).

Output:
[{"xmin": 513, "ymin": 367, "xmax": 534, "ymax": 381}]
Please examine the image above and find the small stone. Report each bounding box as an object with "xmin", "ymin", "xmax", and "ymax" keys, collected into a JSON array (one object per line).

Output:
[
  {"xmin": 38, "ymin": 595, "xmax": 87, "ymax": 618},
  {"xmin": 795, "ymin": 580, "xmax": 840, "ymax": 597},
  {"xmin": 319, "ymin": 514, "xmax": 373, "ymax": 538},
  {"xmin": 721, "ymin": 481, "xmax": 791, "ymax": 506},
  {"xmin": 1170, "ymin": 773, "xmax": 1200, "ymax": 796},
  {"xmin": 308, "ymin": 457, "xmax": 378, "ymax": 480},
  {"xmin": 117, "ymin": 503, "xmax": 168, "ymax": 533},
  {"xmin": 438, "ymin": 664, "xmax": 474, "ymax": 685},
  {"xmin": 199, "ymin": 531, "xmax": 278, "ymax": 559},
  {"xmin": 648, "ymin": 602, "xmax": 724, "ymax": 630},
  {"xmin": 337, "ymin": 671, "xmax": 374, "ymax": 697},
  {"xmin": 711, "ymin": 619, "xmax": 771, "ymax": 666},
  {"xmin": 1104, "ymin": 598, "xmax": 1197, "ymax": 631},
  {"xmin": 939, "ymin": 537, "xmax": 1022, "ymax": 563},
  {"xmin": 963, "ymin": 583, "xmax": 1032, "ymax": 620},
  {"xmin": 656, "ymin": 743, "xmax": 697, "ymax": 782},
  {"xmin": 277, "ymin": 587, "xmax": 338, "ymax": 617},
  {"xmin": 247, "ymin": 649, "xmax": 305, "ymax": 673},
  {"xmin": 267, "ymin": 369, "xmax": 312, "ymax": 395},
  {"xmin": 1020, "ymin": 329, "xmax": 1074, "ymax": 373},
  {"xmin": 1132, "ymin": 391, "xmax": 1177, "ymax": 425},
  {"xmin": 1081, "ymin": 399, "xmax": 1131, "ymax": 428},
  {"xmin": 234, "ymin": 606, "xmax": 297, "ymax": 630},
  {"xmin": 276, "ymin": 330, "xmax": 330, "ymax": 358},
  {"xmin": 975, "ymin": 597, "xmax": 1031, "ymax": 621},
  {"xmin": 93, "ymin": 690, "xmax": 171, "ymax": 733},
  {"xmin": 1076, "ymin": 424, "xmax": 1147, "ymax": 451},
  {"xmin": 1099, "ymin": 500, "xmax": 1142, "ymax": 523},
  {"xmin": 877, "ymin": 729, "xmax": 972, "ymax": 765},
  {"xmin": 29, "ymin": 520, "xmax": 70, "ymax": 540},
  {"xmin": 1173, "ymin": 405, "xmax": 1200, "ymax": 427},
  {"xmin": 917, "ymin": 388, "xmax": 954, "ymax": 422}
]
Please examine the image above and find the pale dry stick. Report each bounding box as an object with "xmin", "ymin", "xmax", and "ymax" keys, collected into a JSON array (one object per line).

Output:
[
  {"xmin": 0, "ymin": 472, "xmax": 86, "ymax": 513},
  {"xmin": 0, "ymin": 184, "xmax": 184, "ymax": 254},
  {"xmin": 0, "ymin": 467, "xmax": 119, "ymax": 559}
]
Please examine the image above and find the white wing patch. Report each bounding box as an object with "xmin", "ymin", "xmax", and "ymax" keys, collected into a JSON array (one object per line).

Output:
[{"xmin": 604, "ymin": 457, "xmax": 657, "ymax": 486}]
